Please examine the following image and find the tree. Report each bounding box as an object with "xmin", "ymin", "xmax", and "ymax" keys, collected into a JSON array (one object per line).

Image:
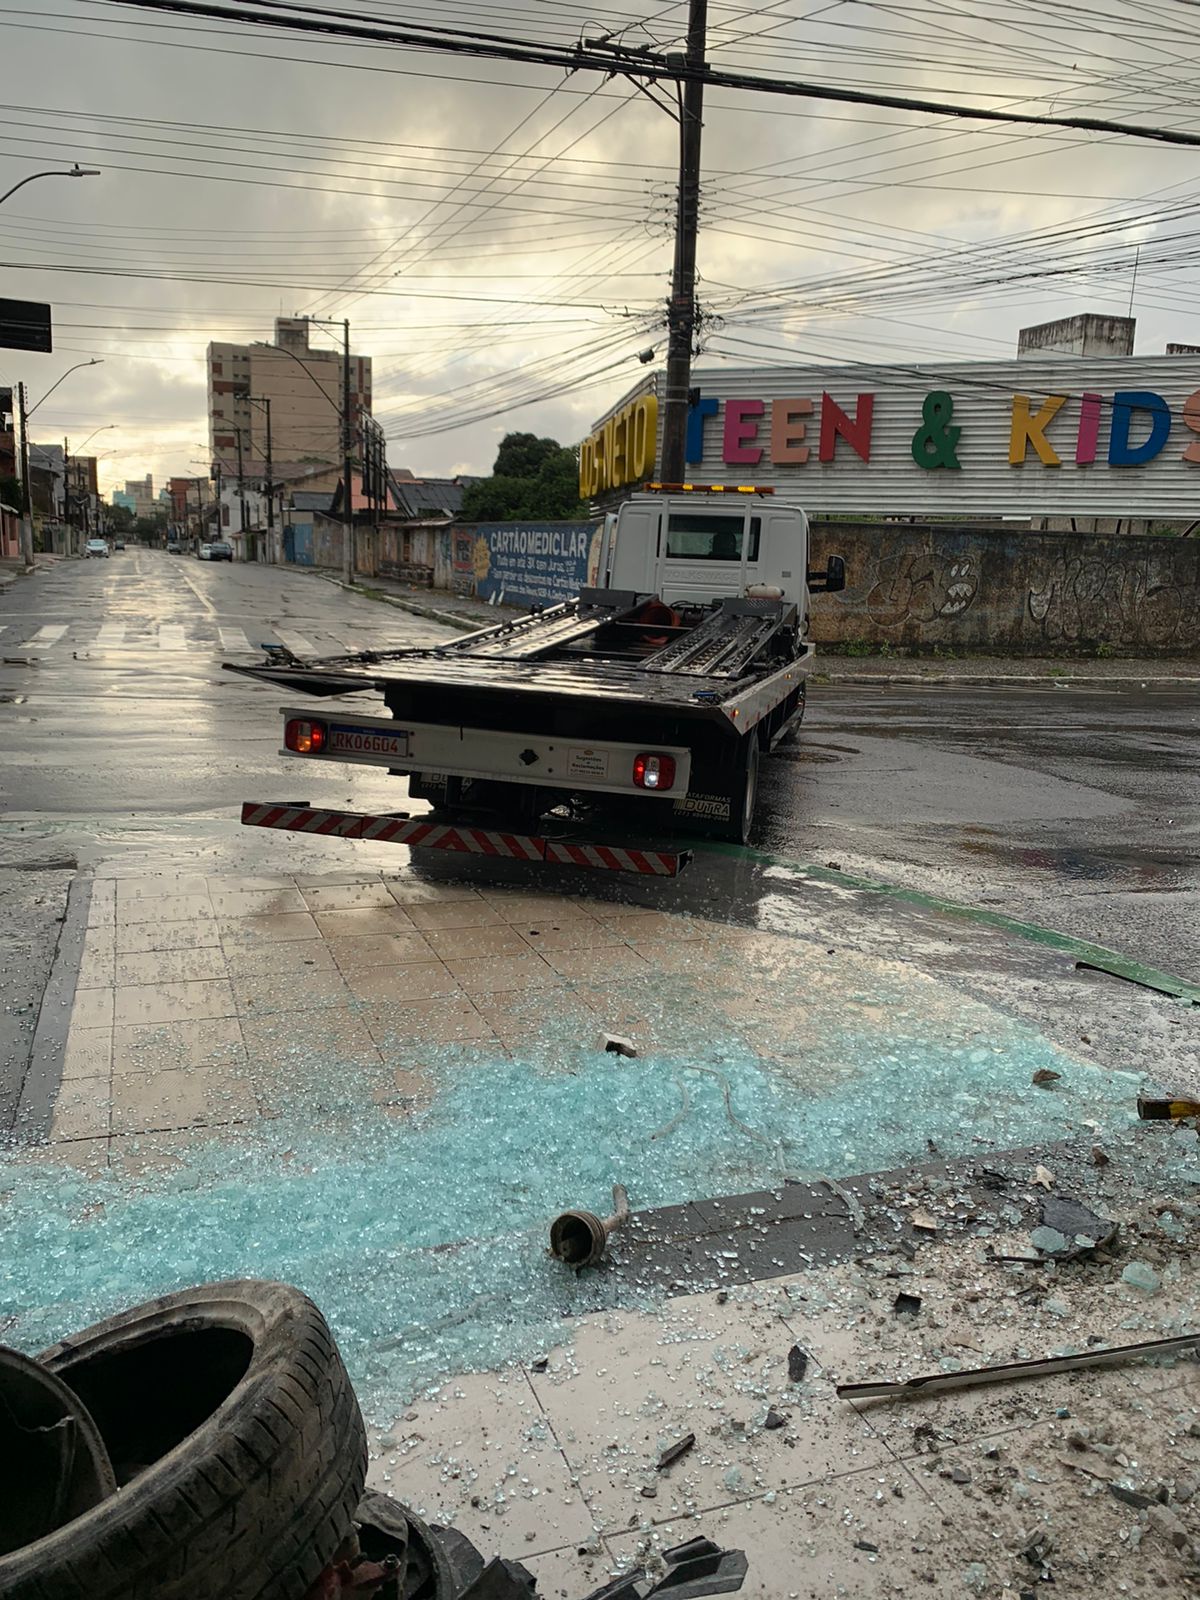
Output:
[
  {"xmin": 461, "ymin": 432, "xmax": 588, "ymax": 521},
  {"xmin": 106, "ymin": 503, "xmax": 135, "ymax": 534},
  {"xmin": 0, "ymin": 474, "xmax": 24, "ymax": 513}
]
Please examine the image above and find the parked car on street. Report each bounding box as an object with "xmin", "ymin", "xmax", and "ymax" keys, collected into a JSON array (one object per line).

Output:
[
  {"xmin": 207, "ymin": 540, "xmax": 234, "ymax": 562},
  {"xmin": 113, "ymin": 539, "xmax": 126, "ymax": 551},
  {"xmin": 165, "ymin": 539, "xmax": 182, "ymax": 554},
  {"xmin": 197, "ymin": 542, "xmax": 212, "ymax": 559},
  {"xmin": 84, "ymin": 538, "xmax": 109, "ymax": 559}
]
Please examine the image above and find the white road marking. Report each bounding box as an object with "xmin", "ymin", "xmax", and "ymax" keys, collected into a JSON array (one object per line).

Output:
[
  {"xmin": 27, "ymin": 625, "xmax": 67, "ymax": 646},
  {"xmin": 274, "ymin": 630, "xmax": 315, "ymax": 655},
  {"xmin": 97, "ymin": 623, "xmax": 127, "ymax": 646},
  {"xmin": 218, "ymin": 626, "xmax": 252, "ymax": 653},
  {"xmin": 158, "ymin": 624, "xmax": 188, "ymax": 649},
  {"xmin": 180, "ymin": 570, "xmax": 217, "ymax": 616}
]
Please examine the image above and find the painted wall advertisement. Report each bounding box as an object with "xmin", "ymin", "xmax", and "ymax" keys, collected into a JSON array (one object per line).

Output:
[
  {"xmin": 467, "ymin": 521, "xmax": 603, "ymax": 607},
  {"xmin": 585, "ymin": 358, "xmax": 1200, "ymax": 517}
]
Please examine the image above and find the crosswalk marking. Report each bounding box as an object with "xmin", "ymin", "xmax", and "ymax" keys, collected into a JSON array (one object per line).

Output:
[
  {"xmin": 274, "ymin": 629, "xmax": 315, "ymax": 656},
  {"xmin": 97, "ymin": 623, "xmax": 126, "ymax": 646},
  {"xmin": 218, "ymin": 626, "xmax": 252, "ymax": 652},
  {"xmin": 158, "ymin": 624, "xmax": 187, "ymax": 650},
  {"xmin": 28, "ymin": 625, "xmax": 67, "ymax": 646}
]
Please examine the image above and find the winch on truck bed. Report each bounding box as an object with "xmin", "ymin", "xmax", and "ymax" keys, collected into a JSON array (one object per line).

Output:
[{"xmin": 226, "ymin": 487, "xmax": 844, "ymax": 851}]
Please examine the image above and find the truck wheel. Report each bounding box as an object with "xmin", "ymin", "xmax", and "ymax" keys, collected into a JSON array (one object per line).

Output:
[
  {"xmin": 2, "ymin": 1279, "xmax": 367, "ymax": 1600},
  {"xmin": 717, "ymin": 735, "xmax": 759, "ymax": 846}
]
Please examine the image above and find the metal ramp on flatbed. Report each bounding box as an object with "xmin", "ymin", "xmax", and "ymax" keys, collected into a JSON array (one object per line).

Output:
[
  {"xmin": 638, "ymin": 597, "xmax": 789, "ymax": 678},
  {"xmin": 436, "ymin": 589, "xmax": 643, "ymax": 662}
]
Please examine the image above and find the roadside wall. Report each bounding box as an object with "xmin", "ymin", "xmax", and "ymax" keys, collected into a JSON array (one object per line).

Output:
[{"xmin": 810, "ymin": 521, "xmax": 1200, "ymax": 656}]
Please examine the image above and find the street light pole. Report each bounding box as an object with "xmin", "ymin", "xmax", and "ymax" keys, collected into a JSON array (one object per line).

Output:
[{"xmin": 0, "ymin": 163, "xmax": 101, "ymax": 208}]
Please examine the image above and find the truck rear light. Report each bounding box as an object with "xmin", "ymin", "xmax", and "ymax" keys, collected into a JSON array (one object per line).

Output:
[
  {"xmin": 285, "ymin": 718, "xmax": 326, "ymax": 754},
  {"xmin": 632, "ymin": 753, "xmax": 676, "ymax": 791}
]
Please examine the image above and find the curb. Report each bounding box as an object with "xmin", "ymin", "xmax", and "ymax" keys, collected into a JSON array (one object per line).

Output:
[
  {"xmin": 10, "ymin": 876, "xmax": 93, "ymax": 1140},
  {"xmin": 310, "ymin": 573, "xmax": 482, "ymax": 632}
]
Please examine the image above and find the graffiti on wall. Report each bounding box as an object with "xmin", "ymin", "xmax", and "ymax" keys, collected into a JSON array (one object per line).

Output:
[
  {"xmin": 1027, "ymin": 552, "xmax": 1195, "ymax": 648},
  {"xmin": 844, "ymin": 544, "xmax": 980, "ymax": 630}
]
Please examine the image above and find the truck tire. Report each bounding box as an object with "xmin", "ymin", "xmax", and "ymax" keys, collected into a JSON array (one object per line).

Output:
[
  {"xmin": 717, "ymin": 735, "xmax": 759, "ymax": 846},
  {"xmin": 1, "ymin": 1279, "xmax": 367, "ymax": 1600}
]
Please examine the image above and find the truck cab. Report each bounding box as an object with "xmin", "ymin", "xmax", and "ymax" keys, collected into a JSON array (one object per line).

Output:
[{"xmin": 600, "ymin": 490, "xmax": 815, "ymax": 617}]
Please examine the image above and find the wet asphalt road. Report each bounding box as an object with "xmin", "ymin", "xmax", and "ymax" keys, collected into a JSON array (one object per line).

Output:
[
  {"xmin": 1, "ymin": 549, "xmax": 1197, "ymax": 977},
  {"xmin": 0, "ymin": 547, "xmax": 1197, "ymax": 1112}
]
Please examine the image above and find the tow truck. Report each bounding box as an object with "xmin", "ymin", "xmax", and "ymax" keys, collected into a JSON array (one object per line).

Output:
[{"xmin": 227, "ymin": 486, "xmax": 844, "ymax": 876}]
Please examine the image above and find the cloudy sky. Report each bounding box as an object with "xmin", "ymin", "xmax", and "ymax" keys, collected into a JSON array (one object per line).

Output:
[{"xmin": 3, "ymin": 0, "xmax": 1199, "ymax": 497}]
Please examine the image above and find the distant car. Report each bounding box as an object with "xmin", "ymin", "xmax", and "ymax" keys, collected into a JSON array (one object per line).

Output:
[
  {"xmin": 166, "ymin": 539, "xmax": 182, "ymax": 554},
  {"xmin": 207, "ymin": 540, "xmax": 234, "ymax": 562},
  {"xmin": 85, "ymin": 538, "xmax": 109, "ymax": 559},
  {"xmin": 113, "ymin": 539, "xmax": 126, "ymax": 551},
  {"xmin": 197, "ymin": 542, "xmax": 212, "ymax": 560}
]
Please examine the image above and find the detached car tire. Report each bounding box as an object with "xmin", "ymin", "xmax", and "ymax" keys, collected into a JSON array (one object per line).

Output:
[{"xmin": 0, "ymin": 1280, "xmax": 366, "ymax": 1600}]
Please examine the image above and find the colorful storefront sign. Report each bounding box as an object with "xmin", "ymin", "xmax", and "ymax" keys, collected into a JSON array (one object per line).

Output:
[{"xmin": 587, "ymin": 360, "xmax": 1200, "ymax": 517}]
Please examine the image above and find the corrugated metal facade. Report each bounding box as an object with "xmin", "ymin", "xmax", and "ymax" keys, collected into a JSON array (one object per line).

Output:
[{"xmin": 591, "ymin": 358, "xmax": 1200, "ymax": 518}]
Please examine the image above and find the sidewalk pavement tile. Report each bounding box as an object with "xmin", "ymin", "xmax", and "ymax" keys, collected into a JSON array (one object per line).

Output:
[
  {"xmin": 301, "ymin": 882, "xmax": 400, "ymax": 912},
  {"xmin": 206, "ymin": 873, "xmax": 296, "ymax": 889},
  {"xmin": 543, "ymin": 947, "xmax": 652, "ymax": 982},
  {"xmin": 520, "ymin": 1545, "xmax": 611, "ymax": 1599},
  {"xmin": 61, "ymin": 1027, "xmax": 113, "ymax": 1083},
  {"xmin": 384, "ymin": 880, "xmax": 483, "ymax": 905},
  {"xmin": 231, "ymin": 967, "xmax": 355, "ymax": 1017},
  {"xmin": 421, "ymin": 925, "xmax": 531, "ymax": 959},
  {"xmin": 112, "ymin": 1016, "xmax": 246, "ymax": 1076},
  {"xmin": 326, "ymin": 934, "xmax": 437, "ymax": 971},
  {"xmin": 21, "ymin": 1133, "xmax": 110, "ymax": 1173},
  {"xmin": 76, "ymin": 949, "xmax": 116, "ymax": 989},
  {"xmin": 112, "ymin": 978, "xmax": 238, "ymax": 1027},
  {"xmin": 71, "ymin": 987, "xmax": 114, "ymax": 1031},
  {"xmin": 50, "ymin": 1083, "xmax": 112, "ymax": 1141},
  {"xmin": 117, "ymin": 918, "xmax": 222, "ymax": 954},
  {"xmin": 575, "ymin": 899, "xmax": 661, "ymax": 919},
  {"xmin": 513, "ymin": 919, "xmax": 628, "ymax": 954},
  {"xmin": 405, "ymin": 900, "xmax": 506, "ymax": 931},
  {"xmin": 368, "ymin": 1369, "xmax": 595, "ymax": 1557},
  {"xmin": 478, "ymin": 891, "xmax": 597, "ymax": 923},
  {"xmin": 444, "ymin": 953, "xmax": 562, "ymax": 994},
  {"xmin": 362, "ymin": 997, "xmax": 497, "ymax": 1052},
  {"xmin": 527, "ymin": 1289, "xmax": 894, "ymax": 1535},
  {"xmin": 209, "ymin": 886, "xmax": 309, "ymax": 917},
  {"xmin": 219, "ymin": 912, "xmax": 321, "ymax": 945},
  {"xmin": 471, "ymin": 992, "xmax": 598, "ymax": 1052},
  {"xmin": 222, "ymin": 940, "xmax": 340, "ymax": 978},
  {"xmin": 630, "ymin": 941, "xmax": 717, "ymax": 976},
  {"xmin": 116, "ymin": 893, "xmax": 215, "ymax": 926},
  {"xmin": 314, "ymin": 907, "xmax": 418, "ymax": 939},
  {"xmin": 114, "ymin": 947, "xmax": 230, "ymax": 986},
  {"xmin": 117, "ymin": 875, "xmax": 211, "ymax": 900},
  {"xmin": 240, "ymin": 1007, "xmax": 383, "ymax": 1072},
  {"xmin": 111, "ymin": 1065, "xmax": 257, "ymax": 1134},
  {"xmin": 602, "ymin": 1462, "xmax": 959, "ymax": 1599},
  {"xmin": 599, "ymin": 913, "xmax": 704, "ymax": 943},
  {"xmin": 343, "ymin": 962, "xmax": 462, "ymax": 1006}
]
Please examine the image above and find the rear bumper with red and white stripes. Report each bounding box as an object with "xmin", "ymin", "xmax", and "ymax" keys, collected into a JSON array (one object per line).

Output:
[{"xmin": 239, "ymin": 802, "xmax": 691, "ymax": 876}]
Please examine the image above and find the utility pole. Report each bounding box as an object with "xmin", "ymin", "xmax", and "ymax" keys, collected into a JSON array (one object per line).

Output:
[
  {"xmin": 16, "ymin": 383, "xmax": 33, "ymax": 568},
  {"xmin": 263, "ymin": 394, "xmax": 275, "ymax": 560},
  {"xmin": 63, "ymin": 437, "xmax": 73, "ymax": 555},
  {"xmin": 341, "ymin": 317, "xmax": 353, "ymax": 584},
  {"xmin": 235, "ymin": 425, "xmax": 248, "ymax": 554},
  {"xmin": 661, "ymin": 0, "xmax": 708, "ymax": 483}
]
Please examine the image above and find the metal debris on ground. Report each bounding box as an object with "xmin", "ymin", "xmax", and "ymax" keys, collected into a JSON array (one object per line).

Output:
[
  {"xmin": 550, "ymin": 1184, "xmax": 631, "ymax": 1269},
  {"xmin": 656, "ymin": 1433, "xmax": 696, "ymax": 1472},
  {"xmin": 836, "ymin": 1331, "xmax": 1200, "ymax": 1400},
  {"xmin": 786, "ymin": 1343, "xmax": 809, "ymax": 1382}
]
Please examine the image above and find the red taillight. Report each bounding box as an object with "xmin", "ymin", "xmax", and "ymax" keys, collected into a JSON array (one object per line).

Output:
[
  {"xmin": 285, "ymin": 718, "xmax": 326, "ymax": 754},
  {"xmin": 632, "ymin": 753, "xmax": 676, "ymax": 791}
]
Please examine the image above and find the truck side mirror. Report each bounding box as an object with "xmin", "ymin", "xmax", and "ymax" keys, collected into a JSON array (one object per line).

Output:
[{"xmin": 807, "ymin": 555, "xmax": 846, "ymax": 593}]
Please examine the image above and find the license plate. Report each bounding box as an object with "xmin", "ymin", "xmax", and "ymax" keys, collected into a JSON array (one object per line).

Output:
[{"xmin": 328, "ymin": 725, "xmax": 410, "ymax": 759}]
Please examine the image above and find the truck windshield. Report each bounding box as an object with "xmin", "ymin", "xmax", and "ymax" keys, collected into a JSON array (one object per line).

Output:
[{"xmin": 665, "ymin": 513, "xmax": 760, "ymax": 561}]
